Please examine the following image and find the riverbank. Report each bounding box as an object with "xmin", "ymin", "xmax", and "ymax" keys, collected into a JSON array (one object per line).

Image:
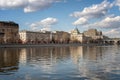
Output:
[{"xmin": 0, "ymin": 43, "xmax": 112, "ymax": 48}]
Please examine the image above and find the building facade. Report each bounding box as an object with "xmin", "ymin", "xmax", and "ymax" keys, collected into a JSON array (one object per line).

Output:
[
  {"xmin": 19, "ymin": 30, "xmax": 70, "ymax": 44},
  {"xmin": 0, "ymin": 32, "xmax": 4, "ymax": 43},
  {"xmin": 0, "ymin": 21, "xmax": 112, "ymax": 44},
  {"xmin": 53, "ymin": 31, "xmax": 70, "ymax": 43},
  {"xmin": 83, "ymin": 29, "xmax": 103, "ymax": 40},
  {"xmin": 70, "ymin": 28, "xmax": 85, "ymax": 43},
  {"xmin": 19, "ymin": 30, "xmax": 51, "ymax": 44},
  {"xmin": 0, "ymin": 21, "xmax": 19, "ymax": 44},
  {"xmin": 83, "ymin": 29, "xmax": 104, "ymax": 43}
]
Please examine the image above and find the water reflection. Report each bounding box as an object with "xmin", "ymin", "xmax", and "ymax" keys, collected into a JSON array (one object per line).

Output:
[
  {"xmin": 0, "ymin": 48, "xmax": 20, "ymax": 75},
  {"xmin": 0, "ymin": 45, "xmax": 120, "ymax": 80},
  {"xmin": 19, "ymin": 47, "xmax": 71, "ymax": 73}
]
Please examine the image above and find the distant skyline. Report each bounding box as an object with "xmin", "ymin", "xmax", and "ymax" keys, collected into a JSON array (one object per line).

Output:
[{"xmin": 0, "ymin": 0, "xmax": 120, "ymax": 38}]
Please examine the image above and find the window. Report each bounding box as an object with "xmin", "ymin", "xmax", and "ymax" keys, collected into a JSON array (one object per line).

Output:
[{"xmin": 2, "ymin": 29, "xmax": 4, "ymax": 32}]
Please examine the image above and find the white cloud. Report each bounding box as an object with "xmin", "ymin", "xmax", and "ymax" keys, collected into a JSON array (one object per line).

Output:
[
  {"xmin": 70, "ymin": 0, "xmax": 113, "ymax": 19},
  {"xmin": 40, "ymin": 17, "xmax": 58, "ymax": 25},
  {"xmin": 72, "ymin": 18, "xmax": 88, "ymax": 26},
  {"xmin": 24, "ymin": 0, "xmax": 53, "ymax": 13},
  {"xmin": 70, "ymin": 0, "xmax": 114, "ymax": 27},
  {"xmin": 0, "ymin": 0, "xmax": 27, "ymax": 9},
  {"xmin": 0, "ymin": 0, "xmax": 63, "ymax": 12},
  {"xmin": 30, "ymin": 17, "xmax": 58, "ymax": 31},
  {"xmin": 115, "ymin": 0, "xmax": 120, "ymax": 10},
  {"xmin": 103, "ymin": 28, "xmax": 120, "ymax": 38},
  {"xmin": 89, "ymin": 16, "xmax": 120, "ymax": 29},
  {"xmin": 87, "ymin": 16, "xmax": 120, "ymax": 38},
  {"xmin": 30, "ymin": 23, "xmax": 38, "ymax": 30}
]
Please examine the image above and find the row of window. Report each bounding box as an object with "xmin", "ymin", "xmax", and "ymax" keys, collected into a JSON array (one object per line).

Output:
[{"xmin": 0, "ymin": 28, "xmax": 18, "ymax": 32}]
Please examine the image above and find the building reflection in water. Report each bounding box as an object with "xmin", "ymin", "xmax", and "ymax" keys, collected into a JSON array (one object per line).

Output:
[
  {"xmin": 70, "ymin": 46, "xmax": 120, "ymax": 79},
  {"xmin": 70, "ymin": 46, "xmax": 104, "ymax": 63},
  {"xmin": 19, "ymin": 48, "xmax": 27, "ymax": 65},
  {"xmin": 0, "ymin": 48, "xmax": 20, "ymax": 74},
  {"xmin": 0, "ymin": 45, "xmax": 120, "ymax": 80},
  {"xmin": 70, "ymin": 46, "xmax": 103, "ymax": 78},
  {"xmin": 18, "ymin": 46, "xmax": 106, "ymax": 74},
  {"xmin": 19, "ymin": 47, "xmax": 71, "ymax": 73}
]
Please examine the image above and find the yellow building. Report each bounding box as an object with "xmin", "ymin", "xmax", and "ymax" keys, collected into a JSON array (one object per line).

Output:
[{"xmin": 0, "ymin": 21, "xmax": 19, "ymax": 44}]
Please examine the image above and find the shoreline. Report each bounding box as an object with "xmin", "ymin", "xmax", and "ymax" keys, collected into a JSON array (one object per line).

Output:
[{"xmin": 0, "ymin": 43, "xmax": 113, "ymax": 48}]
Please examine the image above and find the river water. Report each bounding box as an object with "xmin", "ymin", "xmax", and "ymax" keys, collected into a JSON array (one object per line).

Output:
[{"xmin": 0, "ymin": 45, "xmax": 120, "ymax": 80}]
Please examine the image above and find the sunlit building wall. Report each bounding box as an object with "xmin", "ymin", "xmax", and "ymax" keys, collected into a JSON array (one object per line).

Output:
[
  {"xmin": 70, "ymin": 28, "xmax": 86, "ymax": 43},
  {"xmin": 19, "ymin": 30, "xmax": 70, "ymax": 44},
  {"xmin": 19, "ymin": 30, "xmax": 51, "ymax": 44}
]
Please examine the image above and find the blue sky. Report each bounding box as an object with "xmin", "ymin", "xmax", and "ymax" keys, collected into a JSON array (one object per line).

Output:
[{"xmin": 0, "ymin": 0, "xmax": 120, "ymax": 37}]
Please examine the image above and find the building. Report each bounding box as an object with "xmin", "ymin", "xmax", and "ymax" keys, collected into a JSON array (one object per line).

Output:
[
  {"xmin": 19, "ymin": 30, "xmax": 70, "ymax": 44},
  {"xmin": 0, "ymin": 48, "xmax": 20, "ymax": 72},
  {"xmin": 52, "ymin": 31, "xmax": 70, "ymax": 43},
  {"xmin": 0, "ymin": 21, "xmax": 19, "ymax": 43},
  {"xmin": 19, "ymin": 30, "xmax": 51, "ymax": 44},
  {"xmin": 70, "ymin": 27, "xmax": 85, "ymax": 43},
  {"xmin": 83, "ymin": 29, "xmax": 103, "ymax": 40},
  {"xmin": 0, "ymin": 21, "xmax": 111, "ymax": 44},
  {"xmin": 0, "ymin": 32, "xmax": 4, "ymax": 43}
]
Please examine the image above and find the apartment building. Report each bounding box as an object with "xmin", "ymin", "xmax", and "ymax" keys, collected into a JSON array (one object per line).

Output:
[
  {"xmin": 0, "ymin": 21, "xmax": 19, "ymax": 43},
  {"xmin": 19, "ymin": 30, "xmax": 51, "ymax": 44}
]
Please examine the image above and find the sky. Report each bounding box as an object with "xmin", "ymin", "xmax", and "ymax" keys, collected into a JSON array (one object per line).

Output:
[{"xmin": 0, "ymin": 0, "xmax": 120, "ymax": 38}]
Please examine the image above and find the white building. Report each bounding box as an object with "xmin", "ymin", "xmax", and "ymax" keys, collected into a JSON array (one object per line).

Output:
[
  {"xmin": 19, "ymin": 30, "xmax": 51, "ymax": 44},
  {"xmin": 70, "ymin": 28, "xmax": 85, "ymax": 43}
]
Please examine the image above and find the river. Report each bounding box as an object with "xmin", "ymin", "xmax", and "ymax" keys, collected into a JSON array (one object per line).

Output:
[{"xmin": 0, "ymin": 45, "xmax": 120, "ymax": 80}]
